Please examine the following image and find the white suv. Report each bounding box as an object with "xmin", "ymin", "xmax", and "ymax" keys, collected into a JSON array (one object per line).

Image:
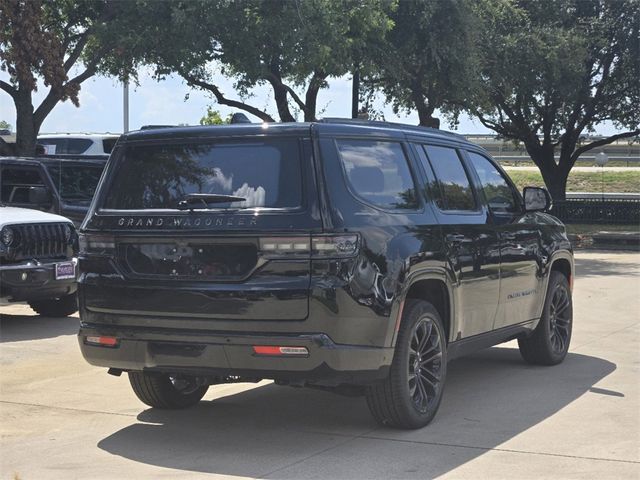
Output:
[{"xmin": 37, "ymin": 133, "xmax": 120, "ymax": 156}]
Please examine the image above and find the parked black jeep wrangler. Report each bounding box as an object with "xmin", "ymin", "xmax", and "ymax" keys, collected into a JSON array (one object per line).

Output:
[
  {"xmin": 0, "ymin": 156, "xmax": 107, "ymax": 226},
  {"xmin": 78, "ymin": 120, "xmax": 573, "ymax": 428}
]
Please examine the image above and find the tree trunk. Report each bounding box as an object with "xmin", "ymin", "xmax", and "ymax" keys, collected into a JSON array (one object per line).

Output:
[
  {"xmin": 351, "ymin": 66, "xmax": 359, "ymax": 119},
  {"xmin": 541, "ymin": 169, "xmax": 569, "ymax": 202},
  {"xmin": 529, "ymin": 149, "xmax": 569, "ymax": 201},
  {"xmin": 303, "ymin": 73, "xmax": 324, "ymax": 122},
  {"xmin": 414, "ymin": 98, "xmax": 439, "ymax": 129},
  {"xmin": 14, "ymin": 89, "xmax": 37, "ymax": 156}
]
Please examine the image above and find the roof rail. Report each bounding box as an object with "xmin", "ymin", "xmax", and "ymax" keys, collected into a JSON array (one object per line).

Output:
[
  {"xmin": 318, "ymin": 118, "xmax": 467, "ymax": 140},
  {"xmin": 139, "ymin": 125, "xmax": 177, "ymax": 130}
]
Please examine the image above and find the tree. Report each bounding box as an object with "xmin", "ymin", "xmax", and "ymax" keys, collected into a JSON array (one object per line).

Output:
[
  {"xmin": 0, "ymin": 120, "xmax": 11, "ymax": 130},
  {"xmin": 362, "ymin": 0, "xmax": 478, "ymax": 128},
  {"xmin": 144, "ymin": 0, "xmax": 392, "ymax": 123},
  {"xmin": 0, "ymin": 0, "xmax": 140, "ymax": 155},
  {"xmin": 468, "ymin": 0, "xmax": 640, "ymax": 200},
  {"xmin": 199, "ymin": 107, "xmax": 231, "ymax": 125}
]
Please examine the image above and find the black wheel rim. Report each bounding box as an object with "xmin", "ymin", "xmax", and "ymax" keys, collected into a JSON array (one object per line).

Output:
[
  {"xmin": 549, "ymin": 284, "xmax": 571, "ymax": 354},
  {"xmin": 169, "ymin": 375, "xmax": 200, "ymax": 395},
  {"xmin": 408, "ymin": 318, "xmax": 443, "ymax": 413}
]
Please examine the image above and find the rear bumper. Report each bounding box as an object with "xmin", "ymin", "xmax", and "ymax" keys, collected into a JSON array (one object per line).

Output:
[
  {"xmin": 78, "ymin": 323, "xmax": 393, "ymax": 386},
  {"xmin": 0, "ymin": 259, "xmax": 77, "ymax": 302}
]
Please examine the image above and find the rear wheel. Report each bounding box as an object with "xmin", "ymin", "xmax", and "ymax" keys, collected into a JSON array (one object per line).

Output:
[
  {"xmin": 128, "ymin": 371, "xmax": 209, "ymax": 409},
  {"xmin": 366, "ymin": 299, "xmax": 447, "ymax": 429},
  {"xmin": 518, "ymin": 271, "xmax": 573, "ymax": 365},
  {"xmin": 28, "ymin": 292, "xmax": 78, "ymax": 317}
]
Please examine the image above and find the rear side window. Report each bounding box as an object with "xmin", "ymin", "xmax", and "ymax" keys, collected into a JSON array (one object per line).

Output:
[
  {"xmin": 102, "ymin": 139, "xmax": 302, "ymax": 210},
  {"xmin": 422, "ymin": 145, "xmax": 477, "ymax": 211},
  {"xmin": 336, "ymin": 139, "xmax": 418, "ymax": 210}
]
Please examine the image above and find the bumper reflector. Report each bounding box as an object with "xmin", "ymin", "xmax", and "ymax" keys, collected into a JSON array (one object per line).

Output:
[
  {"xmin": 253, "ymin": 346, "xmax": 309, "ymax": 356},
  {"xmin": 85, "ymin": 335, "xmax": 119, "ymax": 347}
]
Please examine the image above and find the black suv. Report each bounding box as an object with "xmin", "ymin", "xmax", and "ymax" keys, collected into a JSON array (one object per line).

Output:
[
  {"xmin": 0, "ymin": 156, "xmax": 107, "ymax": 226},
  {"xmin": 78, "ymin": 120, "xmax": 573, "ymax": 429}
]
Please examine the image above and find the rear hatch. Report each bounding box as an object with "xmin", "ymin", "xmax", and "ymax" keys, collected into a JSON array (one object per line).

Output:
[{"xmin": 80, "ymin": 130, "xmax": 322, "ymax": 323}]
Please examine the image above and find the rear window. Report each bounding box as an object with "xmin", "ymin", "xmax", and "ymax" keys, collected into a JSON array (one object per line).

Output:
[
  {"xmin": 1, "ymin": 167, "xmax": 46, "ymax": 203},
  {"xmin": 45, "ymin": 162, "xmax": 104, "ymax": 207},
  {"xmin": 38, "ymin": 138, "xmax": 93, "ymax": 154},
  {"xmin": 102, "ymin": 139, "xmax": 303, "ymax": 210}
]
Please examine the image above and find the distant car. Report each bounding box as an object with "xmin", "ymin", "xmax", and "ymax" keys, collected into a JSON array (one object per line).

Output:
[
  {"xmin": 0, "ymin": 157, "xmax": 107, "ymax": 226},
  {"xmin": 37, "ymin": 133, "xmax": 119, "ymax": 156},
  {"xmin": 0, "ymin": 206, "xmax": 79, "ymax": 317}
]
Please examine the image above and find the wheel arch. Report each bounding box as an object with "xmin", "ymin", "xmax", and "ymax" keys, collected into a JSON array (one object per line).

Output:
[
  {"xmin": 550, "ymin": 256, "xmax": 574, "ymax": 290},
  {"xmin": 534, "ymin": 249, "xmax": 574, "ymax": 320},
  {"xmin": 389, "ymin": 269, "xmax": 455, "ymax": 348}
]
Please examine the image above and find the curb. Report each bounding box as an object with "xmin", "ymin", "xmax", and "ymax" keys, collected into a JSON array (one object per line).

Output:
[{"xmin": 569, "ymin": 231, "xmax": 640, "ymax": 251}]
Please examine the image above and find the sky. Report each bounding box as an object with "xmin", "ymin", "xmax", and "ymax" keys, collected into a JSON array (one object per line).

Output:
[{"xmin": 0, "ymin": 67, "xmax": 623, "ymax": 137}]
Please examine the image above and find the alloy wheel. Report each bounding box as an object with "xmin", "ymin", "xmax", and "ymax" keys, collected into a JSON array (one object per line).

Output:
[
  {"xmin": 548, "ymin": 284, "xmax": 571, "ymax": 354},
  {"xmin": 408, "ymin": 318, "xmax": 443, "ymax": 413}
]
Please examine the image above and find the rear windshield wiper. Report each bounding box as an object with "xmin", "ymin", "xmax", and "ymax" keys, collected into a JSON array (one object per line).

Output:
[{"xmin": 177, "ymin": 193, "xmax": 247, "ymax": 210}]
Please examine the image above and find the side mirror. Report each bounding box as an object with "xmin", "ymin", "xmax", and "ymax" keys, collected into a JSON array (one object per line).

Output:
[
  {"xmin": 28, "ymin": 186, "xmax": 53, "ymax": 209},
  {"xmin": 523, "ymin": 186, "xmax": 551, "ymax": 212}
]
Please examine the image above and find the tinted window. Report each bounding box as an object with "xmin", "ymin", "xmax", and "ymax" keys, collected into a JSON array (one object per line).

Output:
[
  {"xmin": 45, "ymin": 162, "xmax": 104, "ymax": 207},
  {"xmin": 0, "ymin": 167, "xmax": 46, "ymax": 204},
  {"xmin": 102, "ymin": 138, "xmax": 118, "ymax": 154},
  {"xmin": 467, "ymin": 152, "xmax": 519, "ymax": 214},
  {"xmin": 66, "ymin": 139, "xmax": 93, "ymax": 154},
  {"xmin": 423, "ymin": 145, "xmax": 477, "ymax": 211},
  {"xmin": 37, "ymin": 139, "xmax": 64, "ymax": 154},
  {"xmin": 336, "ymin": 140, "xmax": 418, "ymax": 210},
  {"xmin": 102, "ymin": 139, "xmax": 302, "ymax": 210},
  {"xmin": 38, "ymin": 138, "xmax": 92, "ymax": 154}
]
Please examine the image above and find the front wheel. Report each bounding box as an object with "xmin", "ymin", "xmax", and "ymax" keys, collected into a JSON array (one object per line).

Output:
[
  {"xmin": 366, "ymin": 299, "xmax": 447, "ymax": 429},
  {"xmin": 518, "ymin": 271, "xmax": 573, "ymax": 365},
  {"xmin": 128, "ymin": 372, "xmax": 209, "ymax": 409}
]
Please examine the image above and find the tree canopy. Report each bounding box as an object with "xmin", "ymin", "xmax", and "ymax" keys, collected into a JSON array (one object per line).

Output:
[
  {"xmin": 140, "ymin": 0, "xmax": 393, "ymax": 122},
  {"xmin": 0, "ymin": 0, "xmax": 141, "ymax": 154},
  {"xmin": 199, "ymin": 107, "xmax": 231, "ymax": 125},
  {"xmin": 362, "ymin": 0, "xmax": 478, "ymax": 128},
  {"xmin": 467, "ymin": 0, "xmax": 640, "ymax": 199}
]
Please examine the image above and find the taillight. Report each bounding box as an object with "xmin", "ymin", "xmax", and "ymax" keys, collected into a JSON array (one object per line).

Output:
[
  {"xmin": 79, "ymin": 234, "xmax": 116, "ymax": 255},
  {"xmin": 85, "ymin": 335, "xmax": 119, "ymax": 347},
  {"xmin": 259, "ymin": 234, "xmax": 359, "ymax": 259},
  {"xmin": 253, "ymin": 346, "xmax": 309, "ymax": 356},
  {"xmin": 259, "ymin": 237, "xmax": 310, "ymax": 256}
]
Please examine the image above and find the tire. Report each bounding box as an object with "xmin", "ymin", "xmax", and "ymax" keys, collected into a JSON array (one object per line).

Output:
[
  {"xmin": 518, "ymin": 271, "xmax": 573, "ymax": 365},
  {"xmin": 128, "ymin": 371, "xmax": 209, "ymax": 409},
  {"xmin": 366, "ymin": 299, "xmax": 447, "ymax": 429},
  {"xmin": 28, "ymin": 292, "xmax": 78, "ymax": 317}
]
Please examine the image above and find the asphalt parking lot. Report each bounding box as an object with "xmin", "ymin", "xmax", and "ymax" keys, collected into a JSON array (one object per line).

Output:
[{"xmin": 1, "ymin": 251, "xmax": 639, "ymax": 479}]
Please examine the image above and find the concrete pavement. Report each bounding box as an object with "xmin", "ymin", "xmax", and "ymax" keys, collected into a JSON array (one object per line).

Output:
[{"xmin": 1, "ymin": 251, "xmax": 639, "ymax": 479}]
